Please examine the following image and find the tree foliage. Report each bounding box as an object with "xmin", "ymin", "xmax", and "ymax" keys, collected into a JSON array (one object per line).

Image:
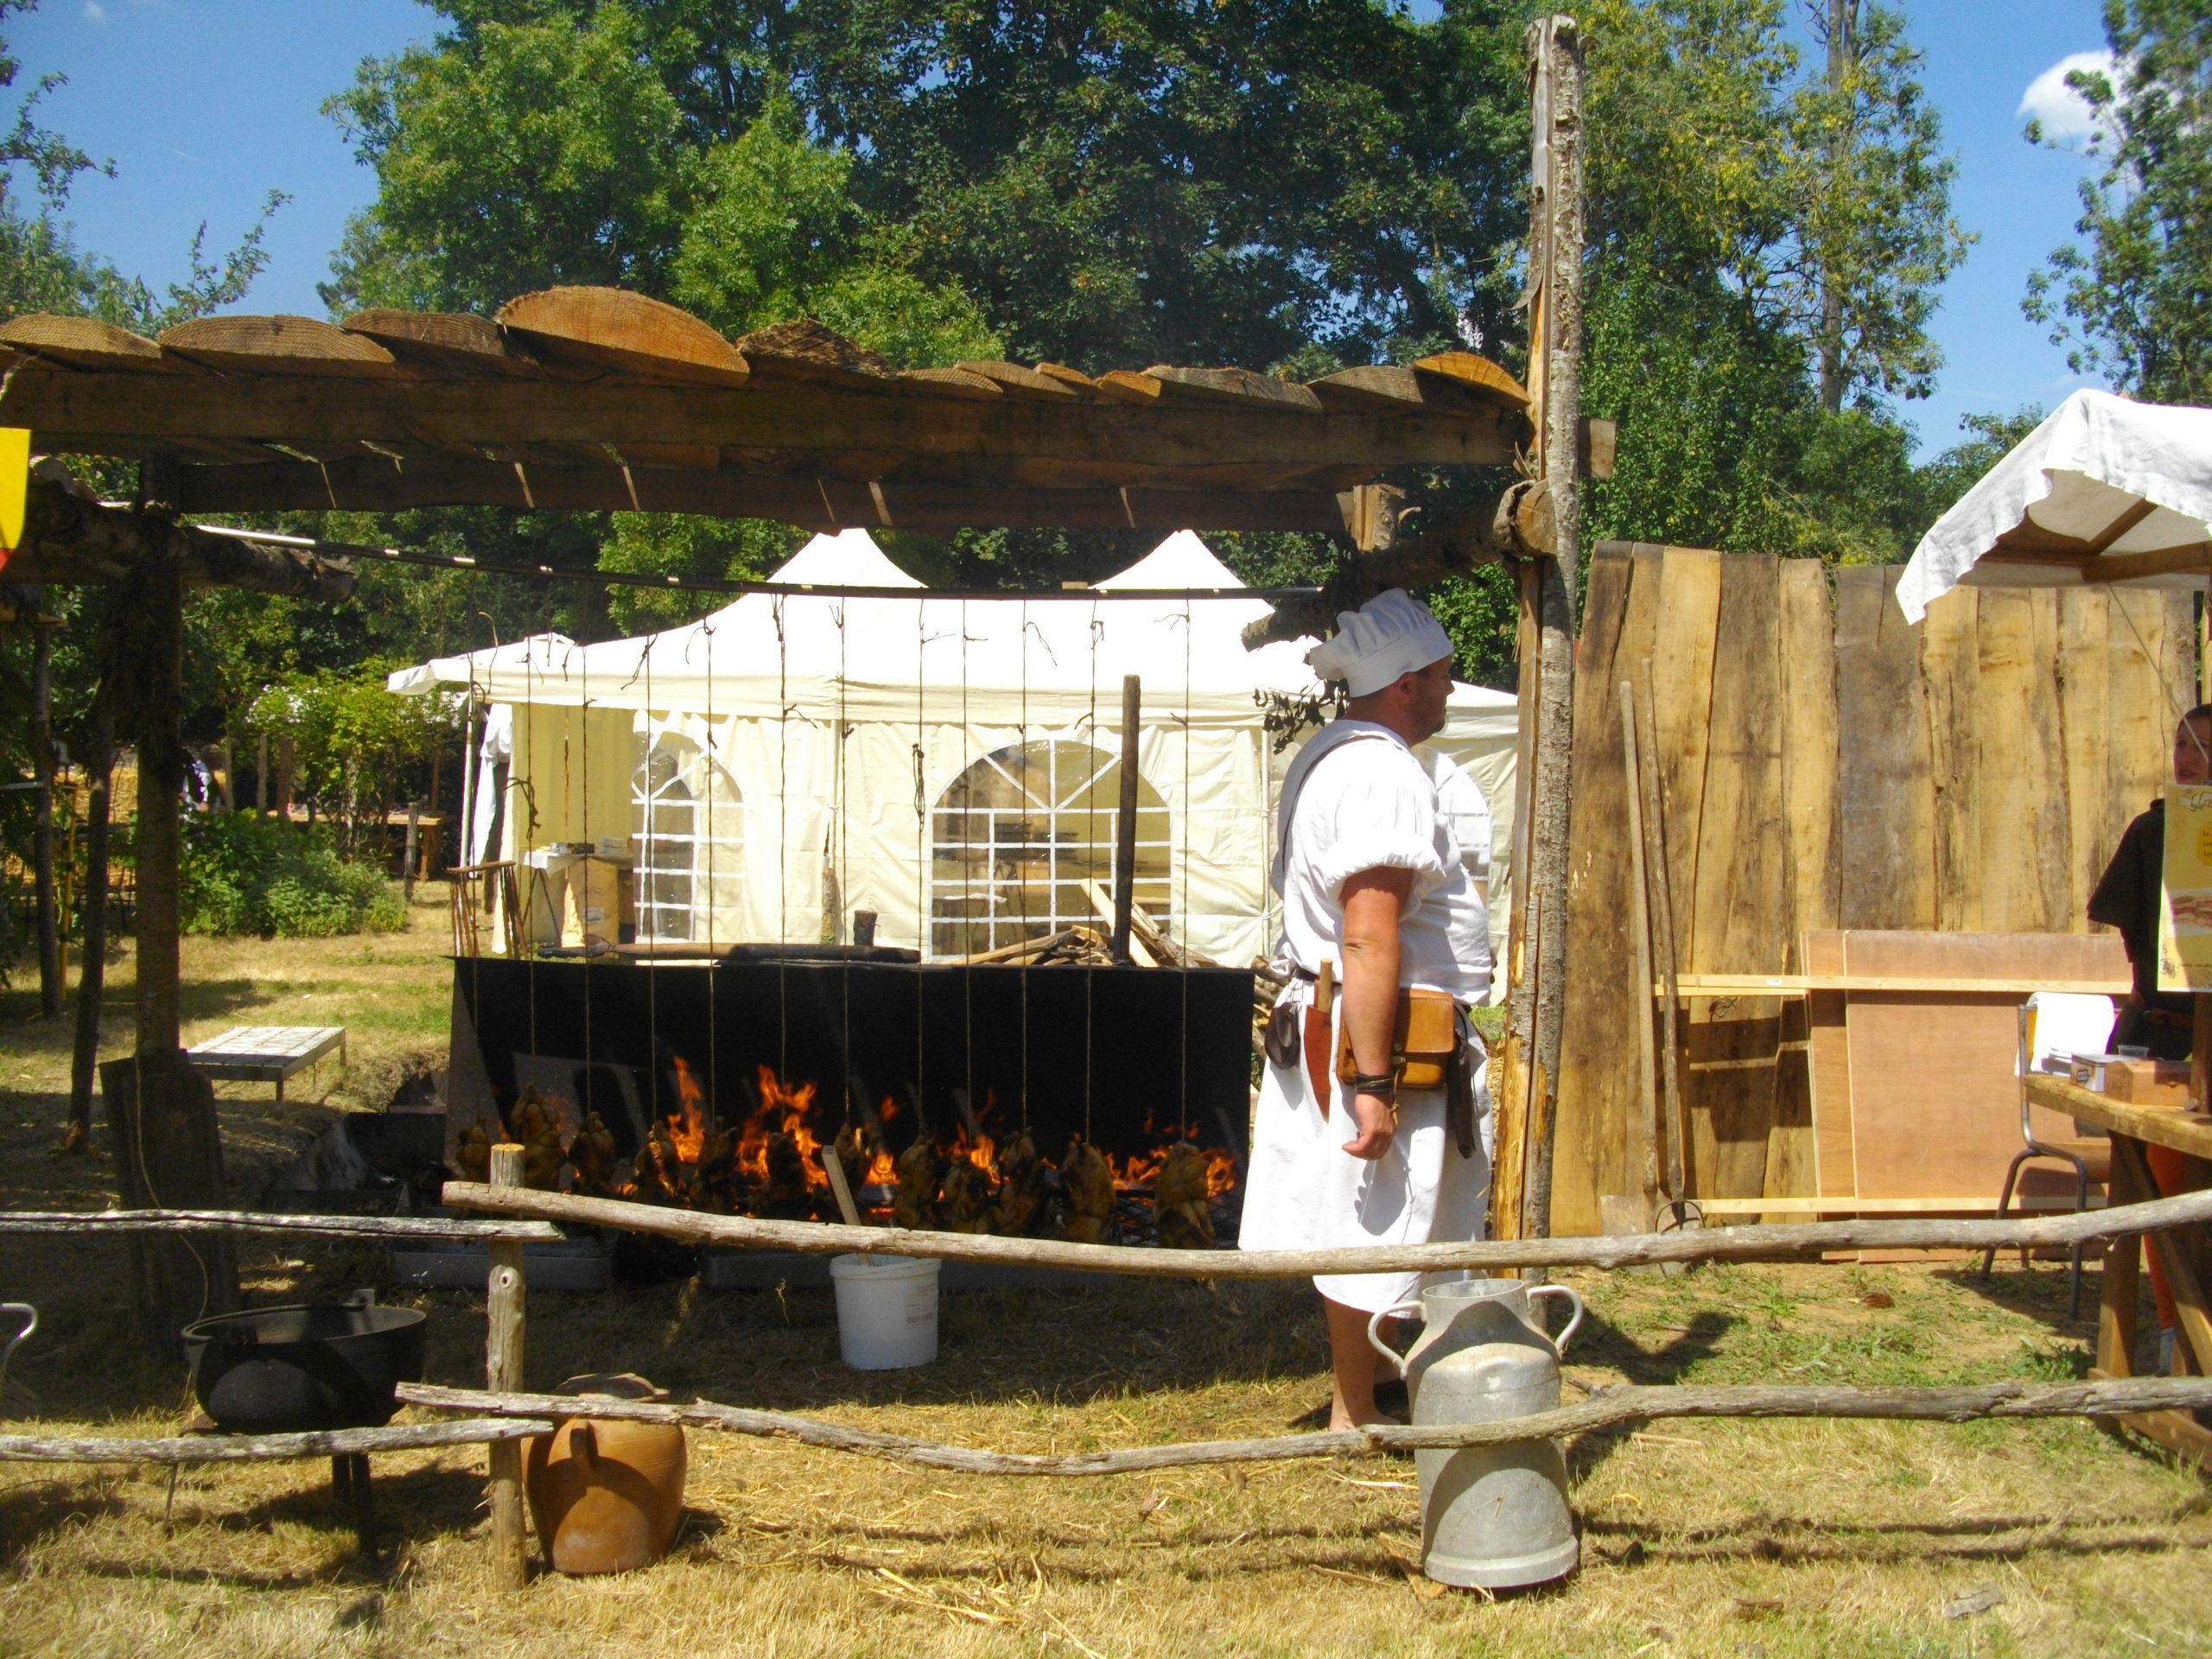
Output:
[{"xmin": 2025, "ymin": 0, "xmax": 2212, "ymax": 404}]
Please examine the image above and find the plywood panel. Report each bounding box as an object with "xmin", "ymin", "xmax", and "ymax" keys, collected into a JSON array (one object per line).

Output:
[
  {"xmin": 1842, "ymin": 992, "xmax": 2025, "ymax": 1200},
  {"xmin": 1921, "ymin": 587, "xmax": 1980, "ymax": 932},
  {"xmin": 1686, "ymin": 556, "xmax": 1786, "ymax": 1201},
  {"xmin": 1551, "ymin": 547, "xmax": 1649, "ymax": 1236},
  {"xmin": 2058, "ymin": 590, "xmax": 2113, "ymax": 932},
  {"xmin": 1835, "ymin": 568, "xmax": 1934, "ymax": 929},
  {"xmin": 2109, "ymin": 589, "xmax": 2180, "ymax": 830},
  {"xmin": 1975, "ymin": 590, "xmax": 2070, "ymax": 933}
]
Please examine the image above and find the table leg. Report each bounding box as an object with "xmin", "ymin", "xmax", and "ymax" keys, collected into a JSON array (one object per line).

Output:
[
  {"xmin": 2103, "ymin": 1136, "xmax": 2212, "ymax": 1468},
  {"xmin": 2100, "ymin": 1135, "xmax": 2148, "ymax": 1380}
]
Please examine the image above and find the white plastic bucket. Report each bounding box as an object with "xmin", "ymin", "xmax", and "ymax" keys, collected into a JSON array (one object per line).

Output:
[{"xmin": 829, "ymin": 1254, "xmax": 940, "ymax": 1370}]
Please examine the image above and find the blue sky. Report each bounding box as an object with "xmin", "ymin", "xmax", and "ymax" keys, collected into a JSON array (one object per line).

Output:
[{"xmin": 9, "ymin": 0, "xmax": 2116, "ymax": 461}]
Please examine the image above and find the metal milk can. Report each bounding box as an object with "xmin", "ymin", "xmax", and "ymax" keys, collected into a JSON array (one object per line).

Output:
[{"xmin": 1369, "ymin": 1276, "xmax": 1584, "ymax": 1589}]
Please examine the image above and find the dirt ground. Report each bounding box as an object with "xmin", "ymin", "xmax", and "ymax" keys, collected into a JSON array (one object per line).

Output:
[{"xmin": 2, "ymin": 893, "xmax": 2209, "ymax": 1657}]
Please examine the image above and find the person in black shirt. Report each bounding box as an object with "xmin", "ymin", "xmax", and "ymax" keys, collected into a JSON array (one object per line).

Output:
[{"xmin": 2087, "ymin": 703, "xmax": 2212, "ymax": 1062}]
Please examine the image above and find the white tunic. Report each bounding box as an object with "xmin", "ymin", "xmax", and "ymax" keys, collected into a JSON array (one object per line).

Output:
[{"xmin": 1241, "ymin": 721, "xmax": 1493, "ymax": 1313}]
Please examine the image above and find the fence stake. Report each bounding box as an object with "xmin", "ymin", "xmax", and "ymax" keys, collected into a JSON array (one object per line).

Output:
[{"xmin": 486, "ymin": 1142, "xmax": 529, "ymax": 1587}]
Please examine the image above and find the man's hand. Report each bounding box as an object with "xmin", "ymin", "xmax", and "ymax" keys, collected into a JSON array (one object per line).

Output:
[{"xmin": 1343, "ymin": 1089, "xmax": 1395, "ymax": 1160}]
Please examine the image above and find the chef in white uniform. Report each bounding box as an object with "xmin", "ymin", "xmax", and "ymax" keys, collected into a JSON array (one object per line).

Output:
[{"xmin": 1240, "ymin": 589, "xmax": 1492, "ymax": 1429}]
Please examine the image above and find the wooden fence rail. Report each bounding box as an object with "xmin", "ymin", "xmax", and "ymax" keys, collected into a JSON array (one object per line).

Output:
[
  {"xmin": 400, "ymin": 1378, "xmax": 2212, "ymax": 1474},
  {"xmin": 0, "ymin": 1209, "xmax": 560, "ymax": 1241},
  {"xmin": 0, "ymin": 1419, "xmax": 550, "ymax": 1465},
  {"xmin": 438, "ymin": 1179, "xmax": 2212, "ymax": 1274}
]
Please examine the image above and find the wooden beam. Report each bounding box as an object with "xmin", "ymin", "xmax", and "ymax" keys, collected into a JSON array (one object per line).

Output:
[
  {"xmin": 955, "ymin": 360, "xmax": 1080, "ymax": 399},
  {"xmin": 498, "ymin": 285, "xmax": 751, "ymax": 386},
  {"xmin": 341, "ymin": 308, "xmax": 545, "ymax": 378},
  {"xmin": 165, "ymin": 454, "xmax": 1352, "ymax": 531},
  {"xmin": 157, "ymin": 314, "xmax": 399, "ymax": 378},
  {"xmin": 0, "ymin": 1418, "xmax": 553, "ymax": 1465},
  {"xmin": 0, "ymin": 365, "xmax": 1521, "ymax": 473},
  {"xmin": 7, "ymin": 473, "xmax": 357, "ymax": 598},
  {"xmin": 0, "ymin": 314, "xmax": 182, "ymax": 372},
  {"xmin": 0, "ymin": 1207, "xmax": 559, "ymax": 1239},
  {"xmin": 1412, "ymin": 350, "xmax": 1533, "ymax": 411},
  {"xmin": 1669, "ymin": 973, "xmax": 2127, "ymax": 995},
  {"xmin": 1145, "ymin": 365, "xmax": 1324, "ymax": 413}
]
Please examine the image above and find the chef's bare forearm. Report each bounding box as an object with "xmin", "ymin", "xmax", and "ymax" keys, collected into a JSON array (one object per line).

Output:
[{"xmin": 1340, "ymin": 869, "xmax": 1412, "ymax": 1077}]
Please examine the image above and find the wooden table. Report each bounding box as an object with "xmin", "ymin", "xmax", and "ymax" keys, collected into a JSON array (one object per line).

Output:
[
  {"xmin": 185, "ymin": 1026, "xmax": 347, "ymax": 1100},
  {"xmin": 2025, "ymin": 1074, "xmax": 2212, "ymax": 1465}
]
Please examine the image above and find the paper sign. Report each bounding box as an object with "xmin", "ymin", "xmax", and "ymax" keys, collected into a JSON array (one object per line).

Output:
[
  {"xmin": 2157, "ymin": 783, "xmax": 2212, "ymax": 990},
  {"xmin": 0, "ymin": 426, "xmax": 26, "ymax": 568}
]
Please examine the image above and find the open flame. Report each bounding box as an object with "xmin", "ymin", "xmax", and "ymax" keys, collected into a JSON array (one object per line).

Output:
[
  {"xmin": 732, "ymin": 1065, "xmax": 828, "ymax": 1191},
  {"xmin": 669, "ymin": 1056, "xmax": 708, "ymax": 1164}
]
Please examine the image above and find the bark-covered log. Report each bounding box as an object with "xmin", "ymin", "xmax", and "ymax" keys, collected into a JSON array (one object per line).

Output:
[
  {"xmin": 0, "ymin": 1417, "xmax": 552, "ymax": 1465},
  {"xmin": 0, "ymin": 1208, "xmax": 561, "ymax": 1241},
  {"xmin": 440, "ymin": 1179, "xmax": 2212, "ymax": 1275},
  {"xmin": 1238, "ymin": 481, "xmax": 1554, "ymax": 650},
  {"xmin": 8, "ymin": 472, "xmax": 356, "ymax": 600},
  {"xmin": 399, "ymin": 1378, "xmax": 2212, "ymax": 1477}
]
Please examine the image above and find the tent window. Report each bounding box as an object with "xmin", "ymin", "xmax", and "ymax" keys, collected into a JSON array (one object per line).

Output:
[
  {"xmin": 632, "ymin": 735, "xmax": 743, "ymax": 941},
  {"xmin": 931, "ymin": 740, "xmax": 1168, "ymax": 957}
]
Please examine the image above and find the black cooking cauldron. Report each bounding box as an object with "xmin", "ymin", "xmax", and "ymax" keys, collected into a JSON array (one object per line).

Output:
[{"xmin": 182, "ymin": 1297, "xmax": 427, "ymax": 1433}]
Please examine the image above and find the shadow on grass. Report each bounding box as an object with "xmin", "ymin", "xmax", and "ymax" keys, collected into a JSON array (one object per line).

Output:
[{"xmin": 1580, "ymin": 1507, "xmax": 2190, "ymax": 1567}]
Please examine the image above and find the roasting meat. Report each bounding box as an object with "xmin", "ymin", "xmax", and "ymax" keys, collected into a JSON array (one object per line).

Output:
[
  {"xmin": 943, "ymin": 1156, "xmax": 995, "ymax": 1232},
  {"xmin": 565, "ymin": 1110, "xmax": 620, "ymax": 1197},
  {"xmin": 892, "ymin": 1139, "xmax": 941, "ymax": 1230},
  {"xmin": 991, "ymin": 1128, "xmax": 1051, "ymax": 1235},
  {"xmin": 509, "ymin": 1087, "xmax": 568, "ymax": 1190},
  {"xmin": 455, "ymin": 1118, "xmax": 497, "ymax": 1185},
  {"xmin": 632, "ymin": 1119, "xmax": 685, "ymax": 1205},
  {"xmin": 1062, "ymin": 1139, "xmax": 1116, "ymax": 1244},
  {"xmin": 1152, "ymin": 1140, "xmax": 1216, "ymax": 1249}
]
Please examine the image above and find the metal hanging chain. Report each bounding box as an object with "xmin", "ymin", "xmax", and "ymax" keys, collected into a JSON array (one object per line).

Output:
[
  {"xmin": 1018, "ymin": 595, "xmax": 1030, "ymax": 1128},
  {"xmin": 961, "ymin": 597, "xmax": 976, "ymax": 1135},
  {"xmin": 838, "ymin": 596, "xmax": 854, "ymax": 1132},
  {"xmin": 776, "ymin": 594, "xmax": 790, "ymax": 1084},
  {"xmin": 1084, "ymin": 595, "xmax": 1102, "ymax": 1150}
]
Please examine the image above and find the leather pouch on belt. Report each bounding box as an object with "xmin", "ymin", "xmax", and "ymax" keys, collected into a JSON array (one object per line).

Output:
[{"xmin": 1337, "ymin": 987, "xmax": 1459, "ymax": 1091}]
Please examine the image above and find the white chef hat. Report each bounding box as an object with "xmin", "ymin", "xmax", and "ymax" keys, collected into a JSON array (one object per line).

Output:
[{"xmin": 1306, "ymin": 588, "xmax": 1454, "ymax": 697}]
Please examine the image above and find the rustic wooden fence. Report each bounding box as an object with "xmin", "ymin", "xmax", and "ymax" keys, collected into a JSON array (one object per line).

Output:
[{"xmin": 1551, "ymin": 543, "xmax": 2199, "ymax": 1236}]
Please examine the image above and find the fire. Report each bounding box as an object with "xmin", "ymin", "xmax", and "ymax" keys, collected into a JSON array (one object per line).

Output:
[
  {"xmin": 669, "ymin": 1056, "xmax": 708, "ymax": 1163},
  {"xmin": 732, "ymin": 1065, "xmax": 828, "ymax": 1190}
]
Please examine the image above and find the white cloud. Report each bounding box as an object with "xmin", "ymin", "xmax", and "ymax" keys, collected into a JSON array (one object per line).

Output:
[
  {"xmin": 82, "ymin": 1, "xmax": 105, "ymax": 19},
  {"xmin": 2018, "ymin": 49, "xmax": 2120, "ymax": 144}
]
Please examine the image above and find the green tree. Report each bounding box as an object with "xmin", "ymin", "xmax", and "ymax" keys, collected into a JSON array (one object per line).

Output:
[{"xmin": 2025, "ymin": 0, "xmax": 2212, "ymax": 404}]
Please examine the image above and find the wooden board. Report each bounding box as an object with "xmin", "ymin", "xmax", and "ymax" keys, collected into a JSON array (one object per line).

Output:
[
  {"xmin": 1974, "ymin": 590, "xmax": 2070, "ymax": 931},
  {"xmin": 1551, "ymin": 547, "xmax": 1654, "ymax": 1234},
  {"xmin": 2058, "ymin": 592, "xmax": 2116, "ymax": 928},
  {"xmin": 1837, "ymin": 931, "xmax": 2129, "ymax": 1201},
  {"xmin": 499, "ymin": 287, "xmax": 753, "ymax": 386},
  {"xmin": 1769, "ymin": 559, "xmax": 1837, "ymax": 1209},
  {"xmin": 157, "ymin": 315, "xmax": 398, "ymax": 378},
  {"xmin": 1687, "ymin": 556, "xmax": 1788, "ymax": 1202},
  {"xmin": 1921, "ymin": 586, "xmax": 1981, "ymax": 931},
  {"xmin": 1834, "ymin": 568, "xmax": 1935, "ymax": 929}
]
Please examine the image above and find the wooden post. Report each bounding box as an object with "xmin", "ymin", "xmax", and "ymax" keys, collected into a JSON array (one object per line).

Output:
[
  {"xmin": 1637, "ymin": 671, "xmax": 1688, "ymax": 1202},
  {"xmin": 1503, "ymin": 14, "xmax": 1586, "ymax": 1251},
  {"xmin": 1111, "ymin": 675, "xmax": 1141, "ymax": 963},
  {"xmin": 255, "ymin": 731, "xmax": 269, "ymax": 811},
  {"xmin": 486, "ymin": 1141, "xmax": 529, "ymax": 1587},
  {"xmin": 31, "ymin": 613, "xmax": 60, "ymax": 1020},
  {"xmin": 404, "ymin": 802, "xmax": 421, "ymax": 905},
  {"xmin": 103, "ymin": 477, "xmax": 239, "ymax": 1348},
  {"xmin": 65, "ymin": 696, "xmax": 113, "ymax": 1154}
]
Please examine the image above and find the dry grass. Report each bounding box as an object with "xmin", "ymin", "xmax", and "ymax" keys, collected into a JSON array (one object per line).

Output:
[{"xmin": 3, "ymin": 899, "xmax": 2210, "ymax": 1656}]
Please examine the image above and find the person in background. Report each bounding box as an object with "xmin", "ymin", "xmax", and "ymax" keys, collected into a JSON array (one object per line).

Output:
[
  {"xmin": 2087, "ymin": 702, "xmax": 2212, "ymax": 1372},
  {"xmin": 1241, "ymin": 590, "xmax": 1492, "ymax": 1430}
]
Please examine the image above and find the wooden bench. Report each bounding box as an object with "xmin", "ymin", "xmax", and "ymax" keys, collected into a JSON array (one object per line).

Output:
[{"xmin": 185, "ymin": 1026, "xmax": 347, "ymax": 1100}]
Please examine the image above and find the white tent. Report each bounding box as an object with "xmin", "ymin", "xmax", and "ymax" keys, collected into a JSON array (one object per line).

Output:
[
  {"xmin": 1898, "ymin": 390, "xmax": 2212, "ymax": 623},
  {"xmin": 394, "ymin": 531, "xmax": 1520, "ymax": 966}
]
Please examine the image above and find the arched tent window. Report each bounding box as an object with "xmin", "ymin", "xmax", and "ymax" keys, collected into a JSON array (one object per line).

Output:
[
  {"xmin": 632, "ymin": 733, "xmax": 744, "ymax": 941},
  {"xmin": 931, "ymin": 740, "xmax": 1168, "ymax": 957}
]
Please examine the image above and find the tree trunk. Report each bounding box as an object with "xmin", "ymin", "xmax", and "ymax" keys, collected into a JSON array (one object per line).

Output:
[
  {"xmin": 65, "ymin": 696, "xmax": 113, "ymax": 1153},
  {"xmin": 30, "ymin": 610, "xmax": 60, "ymax": 1020},
  {"xmin": 105, "ymin": 494, "xmax": 238, "ymax": 1353},
  {"xmin": 1817, "ymin": 0, "xmax": 1859, "ymax": 415}
]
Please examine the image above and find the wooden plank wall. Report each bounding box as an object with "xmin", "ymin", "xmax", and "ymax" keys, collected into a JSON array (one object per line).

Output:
[{"xmin": 1550, "ymin": 547, "xmax": 2196, "ymax": 1236}]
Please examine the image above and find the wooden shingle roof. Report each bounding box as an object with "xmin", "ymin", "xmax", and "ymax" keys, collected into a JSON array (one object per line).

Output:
[{"xmin": 0, "ymin": 287, "xmax": 1529, "ymax": 534}]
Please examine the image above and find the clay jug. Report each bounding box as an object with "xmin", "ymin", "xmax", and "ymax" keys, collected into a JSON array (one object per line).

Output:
[{"xmin": 525, "ymin": 1373, "xmax": 687, "ymax": 1574}]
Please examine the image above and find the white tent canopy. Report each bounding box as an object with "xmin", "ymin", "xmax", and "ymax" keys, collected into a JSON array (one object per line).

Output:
[
  {"xmin": 395, "ymin": 531, "xmax": 1520, "ymax": 967},
  {"xmin": 1898, "ymin": 390, "xmax": 2212, "ymax": 624}
]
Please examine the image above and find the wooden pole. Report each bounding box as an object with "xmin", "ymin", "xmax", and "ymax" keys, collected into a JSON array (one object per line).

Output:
[
  {"xmin": 1111, "ymin": 674, "xmax": 1141, "ymax": 963},
  {"xmin": 30, "ymin": 613, "xmax": 60, "ymax": 1020},
  {"xmin": 65, "ymin": 696, "xmax": 113, "ymax": 1154},
  {"xmin": 404, "ymin": 801, "xmax": 420, "ymax": 904},
  {"xmin": 442, "ymin": 1179, "xmax": 2212, "ymax": 1277},
  {"xmin": 0, "ymin": 1208, "xmax": 557, "ymax": 1240},
  {"xmin": 1618, "ymin": 682, "xmax": 1661, "ymax": 1210},
  {"xmin": 0, "ymin": 1418, "xmax": 551, "ymax": 1465},
  {"xmin": 1636, "ymin": 670, "xmax": 1688, "ymax": 1201},
  {"xmin": 104, "ymin": 474, "xmax": 239, "ymax": 1349},
  {"xmin": 402, "ymin": 1376, "xmax": 2212, "ymax": 1477},
  {"xmin": 485, "ymin": 1142, "xmax": 530, "ymax": 1587},
  {"xmin": 1510, "ymin": 14, "xmax": 1586, "ymax": 1252}
]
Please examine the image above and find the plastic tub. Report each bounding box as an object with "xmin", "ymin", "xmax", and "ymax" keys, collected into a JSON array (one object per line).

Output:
[{"xmin": 829, "ymin": 1254, "xmax": 940, "ymax": 1370}]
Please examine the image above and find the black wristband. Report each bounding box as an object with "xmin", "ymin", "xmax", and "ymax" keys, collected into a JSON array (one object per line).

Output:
[{"xmin": 1350, "ymin": 1071, "xmax": 1397, "ymax": 1096}]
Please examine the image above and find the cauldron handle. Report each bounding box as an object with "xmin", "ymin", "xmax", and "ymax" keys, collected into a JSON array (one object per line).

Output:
[{"xmin": 0, "ymin": 1304, "xmax": 37, "ymax": 1412}]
